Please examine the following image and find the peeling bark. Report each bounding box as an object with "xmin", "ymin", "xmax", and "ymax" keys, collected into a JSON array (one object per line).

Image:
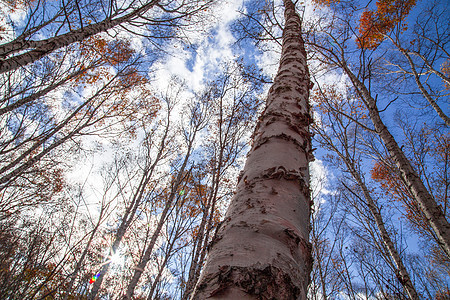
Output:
[{"xmin": 191, "ymin": 0, "xmax": 313, "ymax": 298}]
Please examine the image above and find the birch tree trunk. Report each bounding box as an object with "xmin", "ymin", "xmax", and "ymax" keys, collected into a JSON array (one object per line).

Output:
[
  {"xmin": 313, "ymin": 95, "xmax": 419, "ymax": 299},
  {"xmin": 191, "ymin": 0, "xmax": 313, "ymax": 298},
  {"xmin": 0, "ymin": 73, "xmax": 120, "ymax": 188},
  {"xmin": 384, "ymin": 34, "xmax": 450, "ymax": 126},
  {"xmin": 0, "ymin": 0, "xmax": 158, "ymax": 74},
  {"xmin": 0, "ymin": 65, "xmax": 95, "ymax": 116},
  {"xmin": 341, "ymin": 63, "xmax": 450, "ymax": 258},
  {"xmin": 340, "ymin": 156, "xmax": 419, "ymax": 299},
  {"xmin": 400, "ymin": 48, "xmax": 450, "ymax": 126},
  {"xmin": 347, "ymin": 173, "xmax": 419, "ymax": 300}
]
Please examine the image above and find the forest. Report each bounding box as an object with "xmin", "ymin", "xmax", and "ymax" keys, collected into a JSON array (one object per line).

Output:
[{"xmin": 0, "ymin": 0, "xmax": 448, "ymax": 299}]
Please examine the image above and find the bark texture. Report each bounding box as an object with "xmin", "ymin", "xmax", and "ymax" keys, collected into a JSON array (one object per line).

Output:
[{"xmin": 191, "ymin": 0, "xmax": 313, "ymax": 298}]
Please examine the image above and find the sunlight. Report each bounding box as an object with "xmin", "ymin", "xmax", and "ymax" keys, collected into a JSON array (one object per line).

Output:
[
  {"xmin": 109, "ymin": 251, "xmax": 125, "ymax": 268},
  {"xmin": 95, "ymin": 248, "xmax": 126, "ymax": 270}
]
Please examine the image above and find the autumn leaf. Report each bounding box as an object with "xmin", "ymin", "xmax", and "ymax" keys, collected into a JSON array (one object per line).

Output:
[
  {"xmin": 358, "ymin": 0, "xmax": 417, "ymax": 49},
  {"xmin": 441, "ymin": 59, "xmax": 450, "ymax": 90}
]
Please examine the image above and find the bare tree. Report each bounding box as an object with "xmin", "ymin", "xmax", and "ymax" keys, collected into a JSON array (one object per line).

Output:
[
  {"xmin": 312, "ymin": 84, "xmax": 419, "ymax": 299},
  {"xmin": 307, "ymin": 0, "xmax": 450, "ymax": 258},
  {"xmin": 0, "ymin": 0, "xmax": 214, "ymax": 73},
  {"xmin": 123, "ymin": 89, "xmax": 210, "ymax": 299},
  {"xmin": 87, "ymin": 96, "xmax": 176, "ymax": 299}
]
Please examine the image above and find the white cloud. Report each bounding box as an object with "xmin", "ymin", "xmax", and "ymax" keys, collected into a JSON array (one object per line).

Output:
[{"xmin": 310, "ymin": 158, "xmax": 333, "ymax": 208}]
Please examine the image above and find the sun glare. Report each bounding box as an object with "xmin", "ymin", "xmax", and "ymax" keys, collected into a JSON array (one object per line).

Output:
[{"xmin": 109, "ymin": 251, "xmax": 124, "ymax": 267}]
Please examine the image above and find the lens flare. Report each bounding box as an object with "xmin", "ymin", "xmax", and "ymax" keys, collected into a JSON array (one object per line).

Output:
[{"xmin": 89, "ymin": 272, "xmax": 101, "ymax": 284}]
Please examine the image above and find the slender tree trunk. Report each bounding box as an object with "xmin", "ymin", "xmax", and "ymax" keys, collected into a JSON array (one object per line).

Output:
[
  {"xmin": 183, "ymin": 91, "xmax": 242, "ymax": 299},
  {"xmin": 0, "ymin": 65, "xmax": 95, "ymax": 116},
  {"xmin": 396, "ymin": 45, "xmax": 450, "ymax": 126},
  {"xmin": 63, "ymin": 217, "xmax": 102, "ymax": 300},
  {"xmin": 88, "ymin": 172, "xmax": 154, "ymax": 299},
  {"xmin": 87, "ymin": 124, "xmax": 170, "ymax": 300},
  {"xmin": 191, "ymin": 0, "xmax": 313, "ymax": 298},
  {"xmin": 181, "ymin": 199, "xmax": 210, "ymax": 299},
  {"xmin": 0, "ymin": 75, "xmax": 119, "ymax": 188},
  {"xmin": 146, "ymin": 230, "xmax": 178, "ymax": 300},
  {"xmin": 342, "ymin": 159, "xmax": 419, "ymax": 300},
  {"xmin": 409, "ymin": 50, "xmax": 450, "ymax": 86},
  {"xmin": 383, "ymin": 34, "xmax": 449, "ymax": 126},
  {"xmin": 183, "ymin": 146, "xmax": 226, "ymax": 299},
  {"xmin": 124, "ymin": 136, "xmax": 196, "ymax": 299},
  {"xmin": 188, "ymin": 188, "xmax": 219, "ymax": 293},
  {"xmin": 341, "ymin": 63, "xmax": 450, "ymax": 258},
  {"xmin": 0, "ymin": 0, "xmax": 158, "ymax": 74},
  {"xmin": 124, "ymin": 196, "xmax": 173, "ymax": 298}
]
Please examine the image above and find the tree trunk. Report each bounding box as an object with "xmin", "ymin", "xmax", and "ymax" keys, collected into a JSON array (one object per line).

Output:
[
  {"xmin": 146, "ymin": 227, "xmax": 178, "ymax": 300},
  {"xmin": 124, "ymin": 135, "xmax": 196, "ymax": 299},
  {"xmin": 343, "ymin": 159, "xmax": 419, "ymax": 300},
  {"xmin": 402, "ymin": 49, "xmax": 450, "ymax": 126},
  {"xmin": 191, "ymin": 0, "xmax": 313, "ymax": 298},
  {"xmin": 0, "ymin": 0, "xmax": 158, "ymax": 74},
  {"xmin": 341, "ymin": 63, "xmax": 450, "ymax": 258},
  {"xmin": 0, "ymin": 75, "xmax": 118, "ymax": 188},
  {"xmin": 183, "ymin": 143, "xmax": 225, "ymax": 299},
  {"xmin": 63, "ymin": 215, "xmax": 103, "ymax": 300},
  {"xmin": 181, "ymin": 196, "xmax": 211, "ymax": 299},
  {"xmin": 88, "ymin": 121, "xmax": 170, "ymax": 300},
  {"xmin": 0, "ymin": 64, "xmax": 96, "ymax": 116}
]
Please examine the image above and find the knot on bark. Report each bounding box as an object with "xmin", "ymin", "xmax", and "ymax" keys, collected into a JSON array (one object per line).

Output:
[{"xmin": 261, "ymin": 166, "xmax": 308, "ymax": 187}]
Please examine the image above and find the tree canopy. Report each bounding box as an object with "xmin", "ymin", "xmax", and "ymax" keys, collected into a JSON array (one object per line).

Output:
[{"xmin": 0, "ymin": 0, "xmax": 448, "ymax": 299}]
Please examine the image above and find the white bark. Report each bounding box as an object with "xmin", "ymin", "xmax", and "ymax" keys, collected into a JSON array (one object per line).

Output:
[
  {"xmin": 87, "ymin": 119, "xmax": 170, "ymax": 300},
  {"xmin": 341, "ymin": 63, "xmax": 450, "ymax": 258},
  {"xmin": 344, "ymin": 158, "xmax": 419, "ymax": 300},
  {"xmin": 191, "ymin": 0, "xmax": 313, "ymax": 298},
  {"xmin": 0, "ymin": 0, "xmax": 158, "ymax": 74},
  {"xmin": 124, "ymin": 128, "xmax": 198, "ymax": 299}
]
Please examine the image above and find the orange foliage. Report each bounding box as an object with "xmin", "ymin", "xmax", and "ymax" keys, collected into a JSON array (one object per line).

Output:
[
  {"xmin": 311, "ymin": 0, "xmax": 340, "ymax": 6},
  {"xmin": 441, "ymin": 59, "xmax": 450, "ymax": 90},
  {"xmin": 81, "ymin": 37, "xmax": 134, "ymax": 66},
  {"xmin": 435, "ymin": 289, "xmax": 450, "ymax": 300},
  {"xmin": 370, "ymin": 161, "xmax": 430, "ymax": 232},
  {"xmin": 311, "ymin": 84, "xmax": 368, "ymax": 120},
  {"xmin": 158, "ymin": 172, "xmax": 223, "ymax": 241},
  {"xmin": 4, "ymin": 0, "xmax": 37, "ymax": 11},
  {"xmin": 358, "ymin": 0, "xmax": 416, "ymax": 49},
  {"xmin": 73, "ymin": 37, "xmax": 135, "ymax": 85},
  {"xmin": 68, "ymin": 36, "xmax": 160, "ymax": 137}
]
